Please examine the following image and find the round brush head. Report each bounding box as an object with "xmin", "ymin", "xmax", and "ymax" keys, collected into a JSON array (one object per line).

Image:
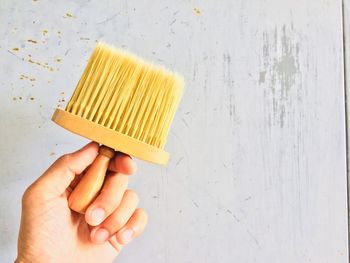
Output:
[{"xmin": 52, "ymin": 43, "xmax": 184, "ymax": 165}]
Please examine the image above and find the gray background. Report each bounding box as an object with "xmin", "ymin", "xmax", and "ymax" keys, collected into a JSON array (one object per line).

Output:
[{"xmin": 0, "ymin": 0, "xmax": 349, "ymax": 262}]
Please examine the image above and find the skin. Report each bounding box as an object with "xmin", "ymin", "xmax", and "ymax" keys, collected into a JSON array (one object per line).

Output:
[{"xmin": 16, "ymin": 142, "xmax": 148, "ymax": 263}]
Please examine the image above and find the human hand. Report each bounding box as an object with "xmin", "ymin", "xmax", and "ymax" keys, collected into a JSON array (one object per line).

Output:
[{"xmin": 16, "ymin": 142, "xmax": 148, "ymax": 263}]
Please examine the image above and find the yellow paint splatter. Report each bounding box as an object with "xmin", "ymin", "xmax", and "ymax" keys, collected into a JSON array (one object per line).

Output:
[
  {"xmin": 194, "ymin": 7, "xmax": 201, "ymax": 15},
  {"xmin": 12, "ymin": 47, "xmax": 19, "ymax": 51},
  {"xmin": 27, "ymin": 39, "xmax": 38, "ymax": 44},
  {"xmin": 20, "ymin": 74, "xmax": 36, "ymax": 82},
  {"xmin": 12, "ymin": 97, "xmax": 17, "ymax": 101},
  {"xmin": 30, "ymin": 97, "xmax": 35, "ymax": 101},
  {"xmin": 55, "ymin": 57, "xmax": 62, "ymax": 63},
  {"xmin": 28, "ymin": 56, "xmax": 55, "ymax": 71},
  {"xmin": 43, "ymin": 29, "xmax": 48, "ymax": 36},
  {"xmin": 64, "ymin": 12, "xmax": 75, "ymax": 18},
  {"xmin": 19, "ymin": 96, "xmax": 23, "ymax": 100}
]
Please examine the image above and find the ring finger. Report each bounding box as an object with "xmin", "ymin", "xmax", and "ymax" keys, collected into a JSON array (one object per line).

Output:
[{"xmin": 91, "ymin": 189, "xmax": 139, "ymax": 244}]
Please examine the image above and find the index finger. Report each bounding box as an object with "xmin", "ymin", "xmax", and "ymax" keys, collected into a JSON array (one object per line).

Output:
[{"xmin": 108, "ymin": 152, "xmax": 137, "ymax": 175}]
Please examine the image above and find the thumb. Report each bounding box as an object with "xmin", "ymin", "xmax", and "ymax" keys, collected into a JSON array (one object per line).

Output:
[{"xmin": 28, "ymin": 142, "xmax": 99, "ymax": 200}]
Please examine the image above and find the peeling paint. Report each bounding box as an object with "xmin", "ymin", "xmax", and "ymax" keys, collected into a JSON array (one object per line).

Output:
[{"xmin": 259, "ymin": 24, "xmax": 300, "ymax": 128}]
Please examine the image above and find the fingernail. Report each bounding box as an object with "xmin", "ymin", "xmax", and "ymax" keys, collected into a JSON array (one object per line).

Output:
[
  {"xmin": 94, "ymin": 228, "xmax": 110, "ymax": 243},
  {"xmin": 120, "ymin": 228, "xmax": 134, "ymax": 244},
  {"xmin": 90, "ymin": 208, "xmax": 105, "ymax": 225}
]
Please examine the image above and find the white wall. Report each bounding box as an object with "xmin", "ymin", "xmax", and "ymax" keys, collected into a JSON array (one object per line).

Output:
[{"xmin": 0, "ymin": 1, "xmax": 348, "ymax": 262}]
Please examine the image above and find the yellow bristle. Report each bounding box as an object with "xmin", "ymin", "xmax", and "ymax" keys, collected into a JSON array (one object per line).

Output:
[{"xmin": 65, "ymin": 43, "xmax": 184, "ymax": 149}]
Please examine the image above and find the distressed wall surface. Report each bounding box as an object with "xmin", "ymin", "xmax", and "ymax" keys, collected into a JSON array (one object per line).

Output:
[{"xmin": 0, "ymin": 1, "xmax": 348, "ymax": 262}]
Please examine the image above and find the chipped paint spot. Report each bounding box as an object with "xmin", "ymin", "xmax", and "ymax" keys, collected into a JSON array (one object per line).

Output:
[
  {"xmin": 42, "ymin": 29, "xmax": 48, "ymax": 36},
  {"xmin": 30, "ymin": 97, "xmax": 35, "ymax": 101},
  {"xmin": 12, "ymin": 47, "xmax": 19, "ymax": 52},
  {"xmin": 55, "ymin": 57, "xmax": 62, "ymax": 63},
  {"xmin": 259, "ymin": 71, "xmax": 266, "ymax": 84},
  {"xmin": 194, "ymin": 7, "xmax": 201, "ymax": 15},
  {"xmin": 49, "ymin": 152, "xmax": 55, "ymax": 156},
  {"xmin": 12, "ymin": 97, "xmax": 17, "ymax": 101},
  {"xmin": 27, "ymin": 39, "xmax": 37, "ymax": 44}
]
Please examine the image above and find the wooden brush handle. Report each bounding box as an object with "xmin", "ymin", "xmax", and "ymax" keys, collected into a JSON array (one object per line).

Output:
[{"xmin": 68, "ymin": 145, "xmax": 115, "ymax": 214}]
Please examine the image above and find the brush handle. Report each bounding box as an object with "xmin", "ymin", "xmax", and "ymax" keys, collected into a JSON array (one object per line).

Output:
[{"xmin": 68, "ymin": 145, "xmax": 115, "ymax": 214}]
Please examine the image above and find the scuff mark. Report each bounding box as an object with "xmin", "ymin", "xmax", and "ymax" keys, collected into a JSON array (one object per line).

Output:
[
  {"xmin": 169, "ymin": 19, "xmax": 176, "ymax": 26},
  {"xmin": 226, "ymin": 209, "xmax": 240, "ymax": 223},
  {"xmin": 193, "ymin": 62, "xmax": 197, "ymax": 81},
  {"xmin": 223, "ymin": 52, "xmax": 236, "ymax": 120},
  {"xmin": 7, "ymin": 49, "xmax": 23, "ymax": 61},
  {"xmin": 191, "ymin": 200, "xmax": 199, "ymax": 208},
  {"xmin": 175, "ymin": 157, "xmax": 184, "ymax": 167},
  {"xmin": 246, "ymin": 229, "xmax": 261, "ymax": 248},
  {"xmin": 181, "ymin": 118, "xmax": 189, "ymax": 128},
  {"xmin": 97, "ymin": 13, "xmax": 120, "ymax": 25}
]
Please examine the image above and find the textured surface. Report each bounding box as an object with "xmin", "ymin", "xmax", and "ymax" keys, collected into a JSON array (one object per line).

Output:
[{"xmin": 0, "ymin": 1, "xmax": 348, "ymax": 262}]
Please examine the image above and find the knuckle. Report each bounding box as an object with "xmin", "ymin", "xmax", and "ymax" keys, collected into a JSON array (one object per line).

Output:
[
  {"xmin": 22, "ymin": 185, "xmax": 39, "ymax": 206},
  {"xmin": 100, "ymin": 199, "xmax": 119, "ymax": 213},
  {"xmin": 58, "ymin": 154, "xmax": 71, "ymax": 165},
  {"xmin": 125, "ymin": 189, "xmax": 139, "ymax": 204}
]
